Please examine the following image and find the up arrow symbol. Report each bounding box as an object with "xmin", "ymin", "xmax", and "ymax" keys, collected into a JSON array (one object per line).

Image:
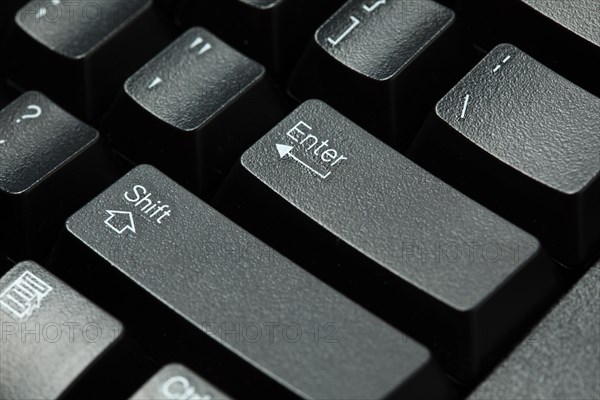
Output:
[{"xmin": 104, "ymin": 210, "xmax": 136, "ymax": 235}]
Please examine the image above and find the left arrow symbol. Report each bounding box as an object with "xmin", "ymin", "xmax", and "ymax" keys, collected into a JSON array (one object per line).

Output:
[{"xmin": 104, "ymin": 210, "xmax": 136, "ymax": 235}]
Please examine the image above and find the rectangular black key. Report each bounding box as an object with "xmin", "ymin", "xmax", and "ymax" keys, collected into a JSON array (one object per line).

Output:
[
  {"xmin": 130, "ymin": 364, "xmax": 230, "ymax": 400},
  {"xmin": 214, "ymin": 100, "xmax": 560, "ymax": 381},
  {"xmin": 409, "ymin": 44, "xmax": 600, "ymax": 268},
  {"xmin": 289, "ymin": 0, "xmax": 470, "ymax": 147},
  {"xmin": 460, "ymin": 0, "xmax": 600, "ymax": 96},
  {"xmin": 0, "ymin": 91, "xmax": 115, "ymax": 261},
  {"xmin": 63, "ymin": 165, "xmax": 451, "ymax": 400},
  {"xmin": 469, "ymin": 260, "xmax": 600, "ymax": 400},
  {"xmin": 106, "ymin": 27, "xmax": 286, "ymax": 196},
  {"xmin": 0, "ymin": 261, "xmax": 123, "ymax": 400},
  {"xmin": 4, "ymin": 0, "xmax": 171, "ymax": 119}
]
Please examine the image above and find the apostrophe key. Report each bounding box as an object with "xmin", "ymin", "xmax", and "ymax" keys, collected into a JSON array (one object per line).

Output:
[
  {"xmin": 459, "ymin": 0, "xmax": 600, "ymax": 97},
  {"xmin": 0, "ymin": 261, "xmax": 123, "ymax": 400},
  {"xmin": 3, "ymin": 0, "xmax": 172, "ymax": 120},
  {"xmin": 0, "ymin": 92, "xmax": 115, "ymax": 262},
  {"xmin": 213, "ymin": 100, "xmax": 559, "ymax": 381},
  {"xmin": 288, "ymin": 0, "xmax": 469, "ymax": 147},
  {"xmin": 106, "ymin": 28, "xmax": 287, "ymax": 196},
  {"xmin": 61, "ymin": 165, "xmax": 452, "ymax": 400},
  {"xmin": 408, "ymin": 44, "xmax": 600, "ymax": 268},
  {"xmin": 130, "ymin": 364, "xmax": 231, "ymax": 400},
  {"xmin": 174, "ymin": 0, "xmax": 345, "ymax": 76}
]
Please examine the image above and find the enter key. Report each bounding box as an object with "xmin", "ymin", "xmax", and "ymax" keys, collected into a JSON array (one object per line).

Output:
[{"xmin": 215, "ymin": 99, "xmax": 561, "ymax": 382}]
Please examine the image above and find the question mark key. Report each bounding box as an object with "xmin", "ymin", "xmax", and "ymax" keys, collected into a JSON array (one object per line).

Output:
[{"xmin": 0, "ymin": 91, "xmax": 116, "ymax": 259}]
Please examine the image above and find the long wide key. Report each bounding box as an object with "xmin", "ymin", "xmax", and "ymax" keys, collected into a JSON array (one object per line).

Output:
[
  {"xmin": 408, "ymin": 44, "xmax": 600, "ymax": 268},
  {"xmin": 214, "ymin": 99, "xmax": 560, "ymax": 382},
  {"xmin": 62, "ymin": 165, "xmax": 452, "ymax": 400},
  {"xmin": 0, "ymin": 261, "xmax": 123, "ymax": 400}
]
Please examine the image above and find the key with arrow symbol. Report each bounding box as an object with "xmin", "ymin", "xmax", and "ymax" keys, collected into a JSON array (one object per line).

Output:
[{"xmin": 276, "ymin": 144, "xmax": 331, "ymax": 179}]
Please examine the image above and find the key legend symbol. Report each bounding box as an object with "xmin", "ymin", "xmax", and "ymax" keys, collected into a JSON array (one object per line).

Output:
[
  {"xmin": 493, "ymin": 55, "xmax": 512, "ymax": 73},
  {"xmin": 0, "ymin": 271, "xmax": 53, "ymax": 321},
  {"xmin": 16, "ymin": 104, "xmax": 42, "ymax": 124},
  {"xmin": 190, "ymin": 36, "xmax": 212, "ymax": 55},
  {"xmin": 148, "ymin": 77, "xmax": 162, "ymax": 90},
  {"xmin": 105, "ymin": 210, "xmax": 136, "ymax": 235},
  {"xmin": 276, "ymin": 143, "xmax": 332, "ymax": 179},
  {"xmin": 460, "ymin": 93, "xmax": 471, "ymax": 120}
]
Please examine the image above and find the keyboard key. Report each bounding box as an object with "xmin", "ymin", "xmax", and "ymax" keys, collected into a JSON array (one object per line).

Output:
[
  {"xmin": 460, "ymin": 0, "xmax": 600, "ymax": 97},
  {"xmin": 4, "ymin": 0, "xmax": 172, "ymax": 119},
  {"xmin": 469, "ymin": 260, "xmax": 600, "ymax": 400},
  {"xmin": 131, "ymin": 364, "xmax": 230, "ymax": 400},
  {"xmin": 408, "ymin": 44, "xmax": 600, "ymax": 268},
  {"xmin": 63, "ymin": 165, "xmax": 452, "ymax": 400},
  {"xmin": 0, "ymin": 261, "xmax": 123, "ymax": 400},
  {"xmin": 175, "ymin": 0, "xmax": 345, "ymax": 75},
  {"xmin": 0, "ymin": 91, "xmax": 115, "ymax": 261},
  {"xmin": 106, "ymin": 28, "xmax": 287, "ymax": 196},
  {"xmin": 214, "ymin": 100, "xmax": 559, "ymax": 381},
  {"xmin": 288, "ymin": 0, "xmax": 469, "ymax": 147}
]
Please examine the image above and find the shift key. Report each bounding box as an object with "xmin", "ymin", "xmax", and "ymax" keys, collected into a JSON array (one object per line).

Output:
[{"xmin": 64, "ymin": 165, "xmax": 451, "ymax": 400}]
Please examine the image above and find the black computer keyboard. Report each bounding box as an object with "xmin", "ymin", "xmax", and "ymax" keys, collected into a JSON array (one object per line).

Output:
[{"xmin": 0, "ymin": 0, "xmax": 599, "ymax": 399}]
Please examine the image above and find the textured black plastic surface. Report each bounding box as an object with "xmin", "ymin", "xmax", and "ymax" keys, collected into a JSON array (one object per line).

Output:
[
  {"xmin": 0, "ymin": 91, "xmax": 97, "ymax": 194},
  {"xmin": 175, "ymin": 0, "xmax": 345, "ymax": 75},
  {"xmin": 288, "ymin": 0, "xmax": 466, "ymax": 147},
  {"xmin": 521, "ymin": 0, "xmax": 600, "ymax": 46},
  {"xmin": 16, "ymin": 0, "xmax": 152, "ymax": 59},
  {"xmin": 435, "ymin": 44, "xmax": 599, "ymax": 195},
  {"xmin": 216, "ymin": 99, "xmax": 559, "ymax": 381},
  {"xmin": 241, "ymin": 100, "xmax": 543, "ymax": 311},
  {"xmin": 131, "ymin": 364, "xmax": 231, "ymax": 400},
  {"xmin": 409, "ymin": 44, "xmax": 600, "ymax": 267},
  {"xmin": 459, "ymin": 0, "xmax": 600, "ymax": 97},
  {"xmin": 109, "ymin": 27, "xmax": 285, "ymax": 196},
  {"xmin": 0, "ymin": 261, "xmax": 122, "ymax": 400},
  {"xmin": 124, "ymin": 27, "xmax": 264, "ymax": 132},
  {"xmin": 316, "ymin": 0, "xmax": 454, "ymax": 80},
  {"xmin": 470, "ymin": 259, "xmax": 600, "ymax": 400},
  {"xmin": 0, "ymin": 91, "xmax": 114, "ymax": 261},
  {"xmin": 5, "ymin": 0, "xmax": 170, "ymax": 119},
  {"xmin": 65, "ymin": 165, "xmax": 449, "ymax": 400}
]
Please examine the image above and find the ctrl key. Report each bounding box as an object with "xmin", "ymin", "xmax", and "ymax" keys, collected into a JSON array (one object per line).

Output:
[
  {"xmin": 0, "ymin": 261, "xmax": 123, "ymax": 400},
  {"xmin": 130, "ymin": 364, "xmax": 230, "ymax": 400}
]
